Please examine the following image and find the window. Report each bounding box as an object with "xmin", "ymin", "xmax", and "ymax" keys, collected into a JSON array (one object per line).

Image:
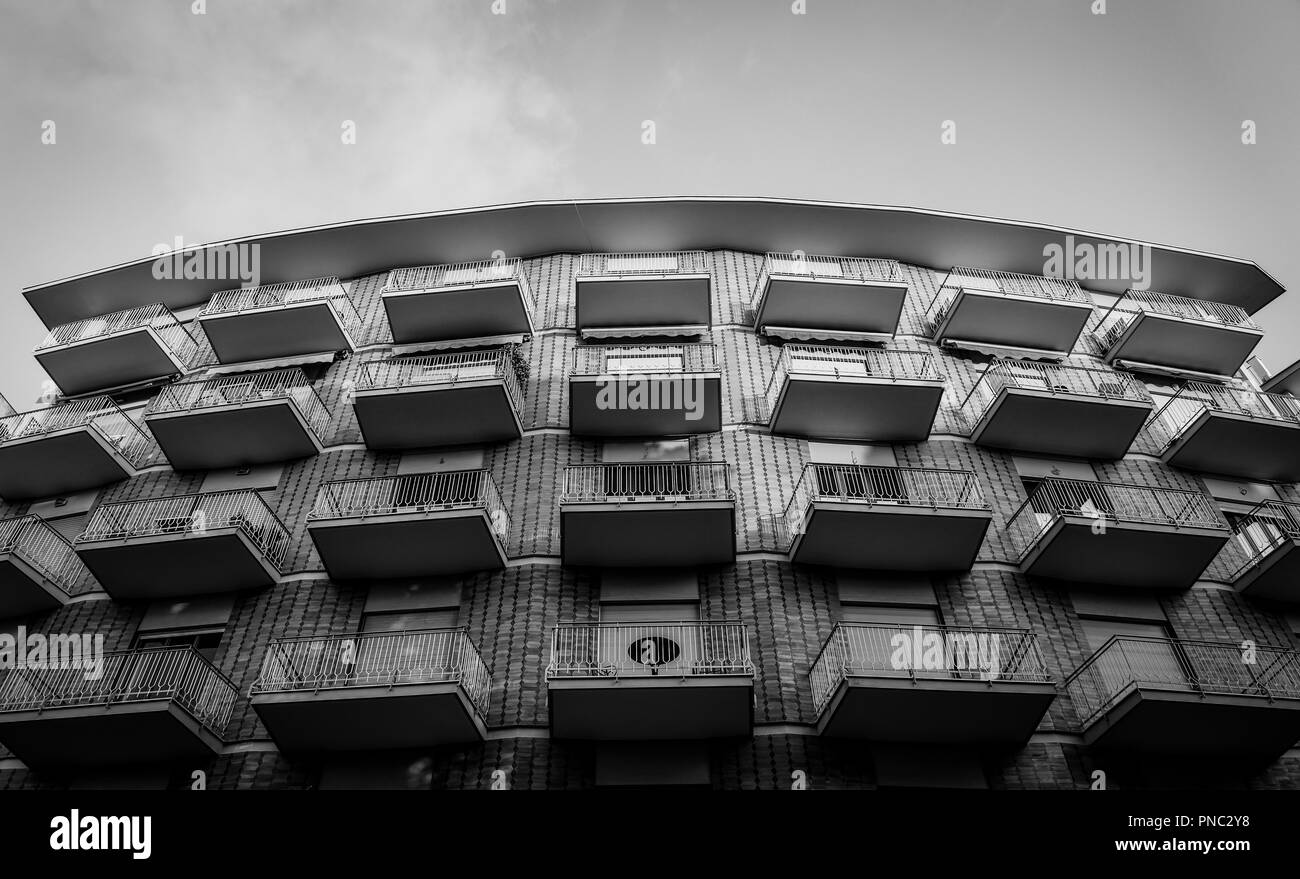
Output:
[
  {"xmin": 361, "ymin": 609, "xmax": 459, "ymax": 632},
  {"xmin": 599, "ymin": 602, "xmax": 702, "ymax": 677},
  {"xmin": 1079, "ymin": 618, "xmax": 1188, "ymax": 694},
  {"xmin": 134, "ymin": 629, "xmax": 223, "ymax": 662},
  {"xmin": 200, "ymin": 463, "xmax": 283, "ymax": 493},
  {"xmin": 838, "ymin": 605, "xmax": 942, "ymax": 677}
]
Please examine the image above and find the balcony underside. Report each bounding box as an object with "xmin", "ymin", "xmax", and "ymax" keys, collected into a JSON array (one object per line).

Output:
[
  {"xmin": 0, "ymin": 428, "xmax": 136, "ymax": 500},
  {"xmin": 561, "ymin": 502, "xmax": 736, "ymax": 567},
  {"xmin": 36, "ymin": 329, "xmax": 184, "ymax": 396},
  {"xmin": 575, "ymin": 277, "xmax": 711, "ymax": 331},
  {"xmin": 1103, "ymin": 312, "xmax": 1262, "ymax": 378},
  {"xmin": 933, "ymin": 289, "xmax": 1092, "ymax": 354},
  {"xmin": 355, "ymin": 383, "xmax": 521, "ymax": 450},
  {"xmin": 145, "ymin": 400, "xmax": 321, "ymax": 471},
  {"xmin": 200, "ymin": 303, "xmax": 352, "ymax": 364},
  {"xmin": 0, "ymin": 555, "xmax": 74, "ymax": 617},
  {"xmin": 253, "ymin": 682, "xmax": 485, "ymax": 752},
  {"xmin": 569, "ymin": 376, "xmax": 722, "ymax": 436},
  {"xmin": 0, "ymin": 700, "xmax": 223, "ymax": 769},
  {"xmin": 971, "ymin": 388, "xmax": 1152, "ymax": 459},
  {"xmin": 818, "ymin": 677, "xmax": 1056, "ymax": 744},
  {"xmin": 1020, "ymin": 516, "xmax": 1228, "ymax": 590},
  {"xmin": 382, "ymin": 284, "xmax": 533, "ymax": 344},
  {"xmin": 307, "ymin": 511, "xmax": 506, "ymax": 580},
  {"xmin": 548, "ymin": 677, "xmax": 753, "ymax": 739},
  {"xmin": 1232, "ymin": 538, "xmax": 1300, "ymax": 602},
  {"xmin": 754, "ymin": 278, "xmax": 907, "ymax": 337},
  {"xmin": 790, "ymin": 504, "xmax": 991, "ymax": 571},
  {"xmin": 769, "ymin": 377, "xmax": 944, "ymax": 441},
  {"xmin": 1081, "ymin": 688, "xmax": 1300, "ymax": 756},
  {"xmin": 1162, "ymin": 411, "xmax": 1300, "ymax": 482},
  {"xmin": 77, "ymin": 529, "xmax": 280, "ymax": 599}
]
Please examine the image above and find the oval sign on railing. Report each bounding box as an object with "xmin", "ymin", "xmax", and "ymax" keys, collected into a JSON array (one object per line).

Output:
[{"xmin": 628, "ymin": 636, "xmax": 680, "ymax": 667}]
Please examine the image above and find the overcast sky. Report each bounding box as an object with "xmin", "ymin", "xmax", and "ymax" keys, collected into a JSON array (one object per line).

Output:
[{"xmin": 1, "ymin": 0, "xmax": 1296, "ymax": 406}]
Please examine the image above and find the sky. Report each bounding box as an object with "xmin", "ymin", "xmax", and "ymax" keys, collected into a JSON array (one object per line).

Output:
[{"xmin": 1, "ymin": 0, "xmax": 1297, "ymax": 407}]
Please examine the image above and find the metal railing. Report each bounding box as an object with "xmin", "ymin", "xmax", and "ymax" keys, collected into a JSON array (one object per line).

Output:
[
  {"xmin": 959, "ymin": 359, "xmax": 1151, "ymax": 427},
  {"xmin": 809, "ymin": 623, "xmax": 1051, "ymax": 714},
  {"xmin": 359, "ymin": 348, "xmax": 524, "ymax": 414},
  {"xmin": 561, "ymin": 462, "xmax": 734, "ymax": 504},
  {"xmin": 1005, "ymin": 477, "xmax": 1226, "ymax": 562},
  {"xmin": 0, "ymin": 396, "xmax": 162, "ymax": 469},
  {"xmin": 1065, "ymin": 636, "xmax": 1300, "ymax": 728},
  {"xmin": 77, "ymin": 489, "xmax": 290, "ymax": 571},
  {"xmin": 547, "ymin": 621, "xmax": 753, "ymax": 679},
  {"xmin": 765, "ymin": 345, "xmax": 940, "ymax": 419},
  {"xmin": 1140, "ymin": 382, "xmax": 1300, "ymax": 455},
  {"xmin": 577, "ymin": 251, "xmax": 710, "ymax": 277},
  {"xmin": 146, "ymin": 367, "xmax": 332, "ymax": 441},
  {"xmin": 784, "ymin": 464, "xmax": 988, "ymax": 539},
  {"xmin": 571, "ymin": 343, "xmax": 718, "ymax": 376},
  {"xmin": 0, "ymin": 515, "xmax": 98, "ymax": 597},
  {"xmin": 754, "ymin": 252, "xmax": 901, "ymax": 310},
  {"xmin": 1093, "ymin": 289, "xmax": 1260, "ymax": 353},
  {"xmin": 251, "ymin": 628, "xmax": 492, "ymax": 718},
  {"xmin": 1204, "ymin": 500, "xmax": 1300, "ymax": 584},
  {"xmin": 35, "ymin": 302, "xmax": 197, "ymax": 365},
  {"xmin": 199, "ymin": 277, "xmax": 363, "ymax": 340},
  {"xmin": 925, "ymin": 266, "xmax": 1091, "ymax": 332},
  {"xmin": 308, "ymin": 470, "xmax": 509, "ymax": 541},
  {"xmin": 0, "ymin": 645, "xmax": 237, "ymax": 737},
  {"xmin": 382, "ymin": 258, "xmax": 536, "ymax": 320}
]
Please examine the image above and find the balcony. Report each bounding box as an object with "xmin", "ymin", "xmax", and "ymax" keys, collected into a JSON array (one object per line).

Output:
[
  {"xmin": 961, "ymin": 360, "xmax": 1153, "ymax": 459},
  {"xmin": 74, "ymin": 490, "xmax": 289, "ymax": 599},
  {"xmin": 381, "ymin": 260, "xmax": 535, "ymax": 345},
  {"xmin": 144, "ymin": 368, "xmax": 331, "ymax": 470},
  {"xmin": 306, "ymin": 471, "xmax": 509, "ymax": 579},
  {"xmin": 1006, "ymin": 478, "xmax": 1229, "ymax": 589},
  {"xmin": 784, "ymin": 464, "xmax": 991, "ymax": 571},
  {"xmin": 811, "ymin": 624, "xmax": 1055, "ymax": 743},
  {"xmin": 766, "ymin": 346, "xmax": 945, "ymax": 441},
  {"xmin": 575, "ymin": 252, "xmax": 711, "ymax": 337},
  {"xmin": 197, "ymin": 278, "xmax": 362, "ymax": 364},
  {"xmin": 926, "ymin": 267, "xmax": 1094, "ymax": 358},
  {"xmin": 354, "ymin": 349, "xmax": 524, "ymax": 450},
  {"xmin": 1141, "ymin": 382, "xmax": 1300, "ymax": 482},
  {"xmin": 0, "ymin": 646, "xmax": 235, "ymax": 769},
  {"xmin": 251, "ymin": 629, "xmax": 490, "ymax": 752},
  {"xmin": 34, "ymin": 303, "xmax": 197, "ymax": 396},
  {"xmin": 569, "ymin": 345, "xmax": 722, "ymax": 437},
  {"xmin": 1092, "ymin": 290, "xmax": 1263, "ymax": 379},
  {"xmin": 560, "ymin": 463, "xmax": 736, "ymax": 567},
  {"xmin": 546, "ymin": 621, "xmax": 754, "ymax": 739},
  {"xmin": 751, "ymin": 254, "xmax": 907, "ymax": 342},
  {"xmin": 1205, "ymin": 501, "xmax": 1300, "ymax": 602},
  {"xmin": 0, "ymin": 397, "xmax": 163, "ymax": 500},
  {"xmin": 0, "ymin": 516, "xmax": 97, "ymax": 618},
  {"xmin": 1065, "ymin": 637, "xmax": 1300, "ymax": 756}
]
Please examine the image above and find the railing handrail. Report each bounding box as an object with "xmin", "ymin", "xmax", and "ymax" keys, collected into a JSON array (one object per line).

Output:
[
  {"xmin": 145, "ymin": 367, "xmax": 332, "ymax": 440},
  {"xmin": 784, "ymin": 463, "xmax": 988, "ymax": 538},
  {"xmin": 198, "ymin": 277, "xmax": 362, "ymax": 339},
  {"xmin": 0, "ymin": 515, "xmax": 98, "ymax": 597},
  {"xmin": 358, "ymin": 348, "xmax": 525, "ymax": 413},
  {"xmin": 1203, "ymin": 499, "xmax": 1300, "ymax": 583},
  {"xmin": 571, "ymin": 343, "xmax": 719, "ymax": 375},
  {"xmin": 546, "ymin": 620, "xmax": 754, "ymax": 678},
  {"xmin": 958, "ymin": 358, "xmax": 1150, "ymax": 411},
  {"xmin": 1141, "ymin": 382, "xmax": 1300, "ymax": 454},
  {"xmin": 382, "ymin": 258, "xmax": 536, "ymax": 320},
  {"xmin": 36, "ymin": 303, "xmax": 196, "ymax": 357},
  {"xmin": 576, "ymin": 251, "xmax": 710, "ymax": 277},
  {"xmin": 924, "ymin": 266, "xmax": 1090, "ymax": 328},
  {"xmin": 560, "ymin": 461, "xmax": 735, "ymax": 503},
  {"xmin": 0, "ymin": 396, "xmax": 163, "ymax": 469},
  {"xmin": 1094, "ymin": 289, "xmax": 1259, "ymax": 335},
  {"xmin": 308, "ymin": 470, "xmax": 509, "ymax": 540},
  {"xmin": 764, "ymin": 345, "xmax": 940, "ymax": 414}
]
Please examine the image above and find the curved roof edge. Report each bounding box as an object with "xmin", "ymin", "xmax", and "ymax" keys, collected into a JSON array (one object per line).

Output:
[{"xmin": 21, "ymin": 196, "xmax": 1286, "ymax": 329}]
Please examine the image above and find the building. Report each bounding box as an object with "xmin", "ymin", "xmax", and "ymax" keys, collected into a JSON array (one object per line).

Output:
[{"xmin": 0, "ymin": 197, "xmax": 1298, "ymax": 790}]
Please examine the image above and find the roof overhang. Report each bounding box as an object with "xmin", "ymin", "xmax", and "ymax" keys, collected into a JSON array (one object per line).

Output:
[{"xmin": 22, "ymin": 196, "xmax": 1286, "ymax": 329}]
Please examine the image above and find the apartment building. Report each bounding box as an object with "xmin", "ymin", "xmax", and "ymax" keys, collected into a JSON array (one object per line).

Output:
[{"xmin": 0, "ymin": 197, "xmax": 1298, "ymax": 790}]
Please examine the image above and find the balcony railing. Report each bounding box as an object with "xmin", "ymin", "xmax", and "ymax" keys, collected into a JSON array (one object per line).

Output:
[
  {"xmin": 753, "ymin": 253, "xmax": 901, "ymax": 305},
  {"xmin": 960, "ymin": 359, "xmax": 1150, "ymax": 425},
  {"xmin": 785, "ymin": 463, "xmax": 988, "ymax": 539},
  {"xmin": 383, "ymin": 258, "xmax": 536, "ymax": 318},
  {"xmin": 0, "ymin": 396, "xmax": 162, "ymax": 468},
  {"xmin": 577, "ymin": 251, "xmax": 710, "ymax": 277},
  {"xmin": 1005, "ymin": 478, "xmax": 1226, "ymax": 561},
  {"xmin": 0, "ymin": 645, "xmax": 237, "ymax": 737},
  {"xmin": 35, "ymin": 303, "xmax": 198, "ymax": 365},
  {"xmin": 1093, "ymin": 289, "xmax": 1260, "ymax": 352},
  {"xmin": 146, "ymin": 367, "xmax": 332, "ymax": 439},
  {"xmin": 359, "ymin": 348, "xmax": 525, "ymax": 413},
  {"xmin": 77, "ymin": 489, "xmax": 290, "ymax": 571},
  {"xmin": 571, "ymin": 343, "xmax": 718, "ymax": 376},
  {"xmin": 809, "ymin": 623, "xmax": 1051, "ymax": 714},
  {"xmin": 547, "ymin": 621, "xmax": 753, "ymax": 678},
  {"xmin": 1204, "ymin": 500, "xmax": 1300, "ymax": 583},
  {"xmin": 0, "ymin": 515, "xmax": 97, "ymax": 597},
  {"xmin": 199, "ymin": 277, "xmax": 363, "ymax": 339},
  {"xmin": 765, "ymin": 345, "xmax": 940, "ymax": 419},
  {"xmin": 251, "ymin": 628, "xmax": 491, "ymax": 717},
  {"xmin": 1065, "ymin": 636, "xmax": 1300, "ymax": 729},
  {"xmin": 1141, "ymin": 382, "xmax": 1300, "ymax": 453},
  {"xmin": 308, "ymin": 470, "xmax": 509, "ymax": 540},
  {"xmin": 561, "ymin": 462, "xmax": 734, "ymax": 503},
  {"xmin": 925, "ymin": 266, "xmax": 1090, "ymax": 331}
]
